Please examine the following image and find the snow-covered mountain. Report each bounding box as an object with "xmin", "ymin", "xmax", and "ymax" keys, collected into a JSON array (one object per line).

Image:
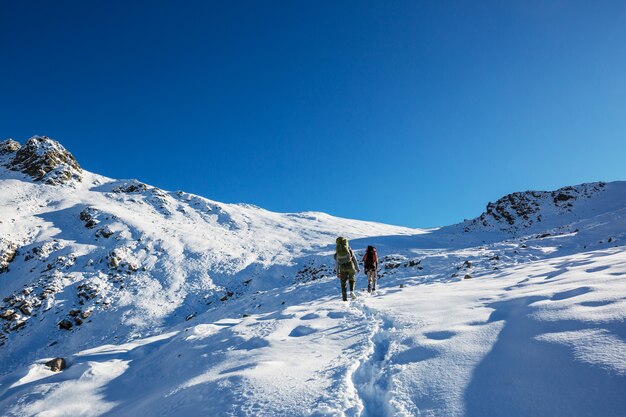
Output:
[{"xmin": 1, "ymin": 136, "xmax": 625, "ymax": 417}]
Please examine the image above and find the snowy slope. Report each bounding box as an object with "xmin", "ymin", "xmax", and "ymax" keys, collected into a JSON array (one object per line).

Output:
[
  {"xmin": 1, "ymin": 136, "xmax": 625, "ymax": 417},
  {"xmin": 0, "ymin": 137, "xmax": 421, "ymax": 374}
]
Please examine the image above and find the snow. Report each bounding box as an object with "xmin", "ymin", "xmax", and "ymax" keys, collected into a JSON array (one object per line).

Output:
[{"xmin": 1, "ymin": 142, "xmax": 625, "ymax": 416}]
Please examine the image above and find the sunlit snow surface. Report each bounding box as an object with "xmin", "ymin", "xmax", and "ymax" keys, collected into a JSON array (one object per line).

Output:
[{"xmin": 1, "ymin": 164, "xmax": 625, "ymax": 416}]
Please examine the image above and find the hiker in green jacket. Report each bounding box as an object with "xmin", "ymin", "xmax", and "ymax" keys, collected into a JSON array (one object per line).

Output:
[{"xmin": 334, "ymin": 237, "xmax": 361, "ymax": 301}]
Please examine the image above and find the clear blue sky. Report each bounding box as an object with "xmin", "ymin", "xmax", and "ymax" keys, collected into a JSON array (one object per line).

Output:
[{"xmin": 2, "ymin": 1, "xmax": 625, "ymax": 227}]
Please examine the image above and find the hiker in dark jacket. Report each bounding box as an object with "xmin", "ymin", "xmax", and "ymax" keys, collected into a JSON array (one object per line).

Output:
[
  {"xmin": 362, "ymin": 245, "xmax": 379, "ymax": 293},
  {"xmin": 334, "ymin": 237, "xmax": 360, "ymax": 301}
]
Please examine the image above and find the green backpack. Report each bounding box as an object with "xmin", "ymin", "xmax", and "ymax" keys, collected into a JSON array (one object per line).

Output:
[{"xmin": 336, "ymin": 237, "xmax": 355, "ymax": 273}]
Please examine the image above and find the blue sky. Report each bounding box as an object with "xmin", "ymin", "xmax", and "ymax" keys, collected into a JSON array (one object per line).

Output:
[{"xmin": 2, "ymin": 1, "xmax": 625, "ymax": 227}]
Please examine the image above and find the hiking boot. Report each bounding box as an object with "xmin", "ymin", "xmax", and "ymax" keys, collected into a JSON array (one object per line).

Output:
[{"xmin": 350, "ymin": 292, "xmax": 357, "ymax": 300}]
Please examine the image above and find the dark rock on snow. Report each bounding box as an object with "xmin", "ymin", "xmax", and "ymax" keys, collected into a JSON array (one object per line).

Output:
[
  {"xmin": 45, "ymin": 357, "xmax": 66, "ymax": 372},
  {"xmin": 58, "ymin": 319, "xmax": 73, "ymax": 330}
]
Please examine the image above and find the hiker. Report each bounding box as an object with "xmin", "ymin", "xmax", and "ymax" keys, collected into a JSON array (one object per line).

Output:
[
  {"xmin": 334, "ymin": 237, "xmax": 360, "ymax": 301},
  {"xmin": 362, "ymin": 245, "xmax": 379, "ymax": 293}
]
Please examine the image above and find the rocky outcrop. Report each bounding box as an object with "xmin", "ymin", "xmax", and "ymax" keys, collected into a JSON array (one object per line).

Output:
[
  {"xmin": 0, "ymin": 139, "xmax": 21, "ymax": 155},
  {"xmin": 112, "ymin": 180, "xmax": 148, "ymax": 193},
  {"xmin": 464, "ymin": 182, "xmax": 607, "ymax": 233},
  {"xmin": 80, "ymin": 207, "xmax": 100, "ymax": 229},
  {"xmin": 7, "ymin": 136, "xmax": 82, "ymax": 185},
  {"xmin": 45, "ymin": 357, "xmax": 66, "ymax": 372},
  {"xmin": 0, "ymin": 239, "xmax": 18, "ymax": 273}
]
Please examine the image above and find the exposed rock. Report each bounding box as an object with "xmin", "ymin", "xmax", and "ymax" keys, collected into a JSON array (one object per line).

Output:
[
  {"xmin": 464, "ymin": 274, "xmax": 472, "ymax": 279},
  {"xmin": 0, "ymin": 239, "xmax": 18, "ymax": 273},
  {"xmin": 464, "ymin": 182, "xmax": 606, "ymax": 233},
  {"xmin": 220, "ymin": 291, "xmax": 234, "ymax": 301},
  {"xmin": 384, "ymin": 262, "xmax": 402, "ymax": 270},
  {"xmin": 77, "ymin": 282, "xmax": 100, "ymax": 301},
  {"xmin": 45, "ymin": 357, "xmax": 66, "ymax": 372},
  {"xmin": 554, "ymin": 192, "xmax": 574, "ymax": 203},
  {"xmin": 1, "ymin": 309, "xmax": 17, "ymax": 320},
  {"xmin": 96, "ymin": 227, "xmax": 114, "ymax": 238},
  {"xmin": 112, "ymin": 180, "xmax": 148, "ymax": 193},
  {"xmin": 406, "ymin": 259, "xmax": 421, "ymax": 267},
  {"xmin": 19, "ymin": 303, "xmax": 32, "ymax": 316},
  {"xmin": 80, "ymin": 207, "xmax": 100, "ymax": 229},
  {"xmin": 11, "ymin": 320, "xmax": 27, "ymax": 331},
  {"xmin": 8, "ymin": 136, "xmax": 82, "ymax": 184},
  {"xmin": 295, "ymin": 263, "xmax": 333, "ymax": 283},
  {"xmin": 0, "ymin": 139, "xmax": 21, "ymax": 155},
  {"xmin": 58, "ymin": 318, "xmax": 73, "ymax": 330}
]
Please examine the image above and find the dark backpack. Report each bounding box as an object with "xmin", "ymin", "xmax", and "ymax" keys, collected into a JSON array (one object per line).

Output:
[{"xmin": 364, "ymin": 246, "xmax": 377, "ymax": 270}]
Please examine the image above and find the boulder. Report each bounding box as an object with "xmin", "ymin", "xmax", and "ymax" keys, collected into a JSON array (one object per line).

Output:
[
  {"xmin": 58, "ymin": 318, "xmax": 73, "ymax": 330},
  {"xmin": 19, "ymin": 303, "xmax": 32, "ymax": 316},
  {"xmin": 0, "ymin": 309, "xmax": 17, "ymax": 320},
  {"xmin": 45, "ymin": 357, "xmax": 66, "ymax": 372}
]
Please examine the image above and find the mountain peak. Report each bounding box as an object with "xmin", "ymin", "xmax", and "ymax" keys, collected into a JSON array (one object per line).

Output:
[{"xmin": 2, "ymin": 136, "xmax": 82, "ymax": 185}]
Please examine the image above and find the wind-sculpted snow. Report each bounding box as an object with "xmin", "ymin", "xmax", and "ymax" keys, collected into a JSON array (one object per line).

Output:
[{"xmin": 0, "ymin": 138, "xmax": 625, "ymax": 416}]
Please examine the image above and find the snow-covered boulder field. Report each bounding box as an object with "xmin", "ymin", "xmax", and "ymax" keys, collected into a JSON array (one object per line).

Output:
[{"xmin": 0, "ymin": 136, "xmax": 624, "ymax": 417}]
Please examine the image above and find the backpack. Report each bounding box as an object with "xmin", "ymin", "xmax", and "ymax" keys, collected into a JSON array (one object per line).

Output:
[
  {"xmin": 336, "ymin": 237, "xmax": 355, "ymax": 272},
  {"xmin": 364, "ymin": 245, "xmax": 377, "ymax": 270}
]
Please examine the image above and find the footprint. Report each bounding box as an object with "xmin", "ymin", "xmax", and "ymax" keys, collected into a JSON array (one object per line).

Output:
[
  {"xmin": 300, "ymin": 313, "xmax": 320, "ymax": 320},
  {"xmin": 289, "ymin": 326, "xmax": 317, "ymax": 337},
  {"xmin": 327, "ymin": 312, "xmax": 348, "ymax": 319},
  {"xmin": 392, "ymin": 346, "xmax": 438, "ymax": 365},
  {"xmin": 424, "ymin": 330, "xmax": 456, "ymax": 340}
]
